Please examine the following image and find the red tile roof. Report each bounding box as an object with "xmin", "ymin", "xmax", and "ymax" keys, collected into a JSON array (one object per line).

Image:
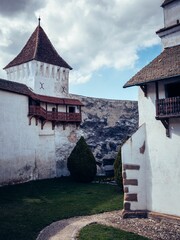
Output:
[
  {"xmin": 161, "ymin": 0, "xmax": 178, "ymax": 7},
  {"xmin": 4, "ymin": 25, "xmax": 72, "ymax": 70},
  {"xmin": 0, "ymin": 78, "xmax": 83, "ymax": 106},
  {"xmin": 0, "ymin": 78, "xmax": 31, "ymax": 96},
  {"xmin": 31, "ymin": 94, "xmax": 83, "ymax": 106},
  {"xmin": 124, "ymin": 45, "xmax": 180, "ymax": 88}
]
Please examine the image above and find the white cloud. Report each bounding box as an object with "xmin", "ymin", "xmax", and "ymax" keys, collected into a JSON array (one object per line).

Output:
[{"xmin": 0, "ymin": 0, "xmax": 164, "ymax": 83}]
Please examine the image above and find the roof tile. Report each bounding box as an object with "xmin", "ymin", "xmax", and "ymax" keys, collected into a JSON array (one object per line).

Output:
[
  {"xmin": 124, "ymin": 45, "xmax": 180, "ymax": 88},
  {"xmin": 4, "ymin": 25, "xmax": 72, "ymax": 70},
  {"xmin": 0, "ymin": 78, "xmax": 83, "ymax": 106}
]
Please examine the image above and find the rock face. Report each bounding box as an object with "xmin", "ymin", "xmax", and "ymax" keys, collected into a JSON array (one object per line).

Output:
[{"xmin": 71, "ymin": 95, "xmax": 138, "ymax": 173}]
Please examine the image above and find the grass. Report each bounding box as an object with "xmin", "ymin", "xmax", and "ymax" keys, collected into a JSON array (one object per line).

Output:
[
  {"xmin": 0, "ymin": 177, "xmax": 123, "ymax": 240},
  {"xmin": 78, "ymin": 223, "xmax": 149, "ymax": 240}
]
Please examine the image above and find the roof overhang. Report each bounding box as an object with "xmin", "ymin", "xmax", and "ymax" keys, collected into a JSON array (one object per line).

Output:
[
  {"xmin": 161, "ymin": 0, "xmax": 177, "ymax": 7},
  {"xmin": 0, "ymin": 78, "xmax": 83, "ymax": 106},
  {"xmin": 123, "ymin": 75, "xmax": 180, "ymax": 88}
]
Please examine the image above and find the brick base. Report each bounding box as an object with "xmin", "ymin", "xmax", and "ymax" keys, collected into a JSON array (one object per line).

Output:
[
  {"xmin": 122, "ymin": 210, "xmax": 148, "ymax": 219},
  {"xmin": 149, "ymin": 212, "xmax": 180, "ymax": 224},
  {"xmin": 122, "ymin": 210, "xmax": 180, "ymax": 223}
]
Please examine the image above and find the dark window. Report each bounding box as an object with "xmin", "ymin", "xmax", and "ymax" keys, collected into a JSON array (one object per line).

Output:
[
  {"xmin": 69, "ymin": 106, "xmax": 75, "ymax": 113},
  {"xmin": 165, "ymin": 82, "xmax": 180, "ymax": 97},
  {"xmin": 29, "ymin": 98, "xmax": 40, "ymax": 106}
]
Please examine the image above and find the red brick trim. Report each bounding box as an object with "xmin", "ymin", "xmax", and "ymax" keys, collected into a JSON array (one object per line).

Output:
[
  {"xmin": 122, "ymin": 210, "xmax": 148, "ymax": 219},
  {"xmin": 139, "ymin": 141, "xmax": 145, "ymax": 154},
  {"xmin": 149, "ymin": 212, "xmax": 180, "ymax": 224},
  {"xmin": 123, "ymin": 164, "xmax": 140, "ymax": 170},
  {"xmin": 124, "ymin": 202, "xmax": 131, "ymax": 211},
  {"xmin": 123, "ymin": 179, "xmax": 138, "ymax": 186},
  {"xmin": 124, "ymin": 193, "xmax": 137, "ymax": 202},
  {"xmin": 122, "ymin": 210, "xmax": 180, "ymax": 222},
  {"xmin": 122, "ymin": 171, "xmax": 127, "ymax": 179},
  {"xmin": 124, "ymin": 187, "xmax": 129, "ymax": 193}
]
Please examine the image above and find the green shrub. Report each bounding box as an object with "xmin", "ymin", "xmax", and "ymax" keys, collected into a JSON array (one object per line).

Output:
[
  {"xmin": 114, "ymin": 147, "xmax": 123, "ymax": 190},
  {"xmin": 67, "ymin": 136, "xmax": 97, "ymax": 183}
]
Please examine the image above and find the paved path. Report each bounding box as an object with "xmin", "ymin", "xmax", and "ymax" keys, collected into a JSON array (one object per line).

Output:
[
  {"xmin": 36, "ymin": 210, "xmax": 180, "ymax": 240},
  {"xmin": 37, "ymin": 211, "xmax": 119, "ymax": 240}
]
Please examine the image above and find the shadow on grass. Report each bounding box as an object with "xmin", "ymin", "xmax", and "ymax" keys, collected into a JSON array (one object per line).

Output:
[{"xmin": 0, "ymin": 177, "xmax": 123, "ymax": 240}]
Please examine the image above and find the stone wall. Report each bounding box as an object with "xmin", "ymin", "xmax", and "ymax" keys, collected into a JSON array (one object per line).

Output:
[
  {"xmin": 0, "ymin": 90, "xmax": 138, "ymax": 185},
  {"xmin": 72, "ymin": 95, "xmax": 139, "ymax": 173}
]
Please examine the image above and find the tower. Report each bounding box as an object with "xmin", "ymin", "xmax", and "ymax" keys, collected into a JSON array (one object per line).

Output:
[
  {"xmin": 157, "ymin": 0, "xmax": 180, "ymax": 48},
  {"xmin": 4, "ymin": 19, "xmax": 72, "ymax": 98}
]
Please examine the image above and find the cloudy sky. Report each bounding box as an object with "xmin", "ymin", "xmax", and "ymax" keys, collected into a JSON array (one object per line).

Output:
[{"xmin": 0, "ymin": 0, "xmax": 164, "ymax": 100}]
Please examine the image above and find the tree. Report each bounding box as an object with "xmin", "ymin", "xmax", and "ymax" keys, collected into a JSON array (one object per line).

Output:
[
  {"xmin": 67, "ymin": 136, "xmax": 97, "ymax": 183},
  {"xmin": 114, "ymin": 147, "xmax": 123, "ymax": 191}
]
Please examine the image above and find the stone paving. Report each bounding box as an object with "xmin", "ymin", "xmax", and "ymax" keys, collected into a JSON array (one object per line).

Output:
[{"xmin": 36, "ymin": 210, "xmax": 180, "ymax": 240}]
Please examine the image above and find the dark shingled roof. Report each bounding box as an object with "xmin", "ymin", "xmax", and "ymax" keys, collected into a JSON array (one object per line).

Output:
[
  {"xmin": 162, "ymin": 0, "xmax": 178, "ymax": 7},
  {"xmin": 0, "ymin": 78, "xmax": 83, "ymax": 106},
  {"xmin": 31, "ymin": 94, "xmax": 84, "ymax": 105},
  {"xmin": 4, "ymin": 25, "xmax": 72, "ymax": 70},
  {"xmin": 0, "ymin": 78, "xmax": 31, "ymax": 96},
  {"xmin": 124, "ymin": 45, "xmax": 180, "ymax": 88}
]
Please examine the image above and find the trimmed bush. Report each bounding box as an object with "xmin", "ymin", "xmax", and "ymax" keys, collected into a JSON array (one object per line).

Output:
[
  {"xmin": 67, "ymin": 136, "xmax": 97, "ymax": 183},
  {"xmin": 114, "ymin": 147, "xmax": 123, "ymax": 190}
]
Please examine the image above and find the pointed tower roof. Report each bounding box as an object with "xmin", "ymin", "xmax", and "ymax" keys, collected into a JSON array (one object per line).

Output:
[{"xmin": 4, "ymin": 21, "xmax": 72, "ymax": 70}]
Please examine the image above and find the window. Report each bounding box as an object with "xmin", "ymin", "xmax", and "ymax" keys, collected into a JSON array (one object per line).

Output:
[
  {"xmin": 165, "ymin": 82, "xmax": 180, "ymax": 97},
  {"xmin": 69, "ymin": 106, "xmax": 75, "ymax": 113}
]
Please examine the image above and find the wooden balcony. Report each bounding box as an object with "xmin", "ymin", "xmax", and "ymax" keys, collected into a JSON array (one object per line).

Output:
[
  {"xmin": 156, "ymin": 96, "xmax": 180, "ymax": 119},
  {"xmin": 29, "ymin": 105, "xmax": 81, "ymax": 128}
]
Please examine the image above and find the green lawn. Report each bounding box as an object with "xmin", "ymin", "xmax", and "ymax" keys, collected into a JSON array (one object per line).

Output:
[
  {"xmin": 0, "ymin": 177, "xmax": 123, "ymax": 240},
  {"xmin": 78, "ymin": 223, "xmax": 149, "ymax": 240}
]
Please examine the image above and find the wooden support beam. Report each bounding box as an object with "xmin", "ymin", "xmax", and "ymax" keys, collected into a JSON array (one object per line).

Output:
[
  {"xmin": 140, "ymin": 85, "xmax": 147, "ymax": 97},
  {"xmin": 41, "ymin": 120, "xmax": 46, "ymax": 130},
  {"xmin": 155, "ymin": 82, "xmax": 159, "ymax": 100},
  {"xmin": 161, "ymin": 119, "xmax": 170, "ymax": 137},
  {"xmin": 35, "ymin": 118, "xmax": 38, "ymax": 126},
  {"xmin": 52, "ymin": 122, "xmax": 56, "ymax": 130},
  {"xmin": 29, "ymin": 116, "xmax": 33, "ymax": 125}
]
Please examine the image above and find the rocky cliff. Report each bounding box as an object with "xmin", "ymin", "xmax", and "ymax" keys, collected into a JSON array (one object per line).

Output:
[{"xmin": 71, "ymin": 95, "xmax": 139, "ymax": 172}]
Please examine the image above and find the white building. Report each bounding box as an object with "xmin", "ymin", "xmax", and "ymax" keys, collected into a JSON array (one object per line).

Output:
[
  {"xmin": 0, "ymin": 20, "xmax": 83, "ymax": 185},
  {"xmin": 122, "ymin": 0, "xmax": 180, "ymax": 218}
]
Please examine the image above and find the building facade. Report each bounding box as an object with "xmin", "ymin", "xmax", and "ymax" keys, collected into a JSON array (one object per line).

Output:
[
  {"xmin": 0, "ymin": 21, "xmax": 83, "ymax": 185},
  {"xmin": 122, "ymin": 0, "xmax": 180, "ymax": 218}
]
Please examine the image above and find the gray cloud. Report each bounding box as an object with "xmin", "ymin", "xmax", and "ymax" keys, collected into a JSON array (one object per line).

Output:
[
  {"xmin": 0, "ymin": 0, "xmax": 47, "ymax": 16},
  {"xmin": 0, "ymin": 0, "xmax": 164, "ymax": 83}
]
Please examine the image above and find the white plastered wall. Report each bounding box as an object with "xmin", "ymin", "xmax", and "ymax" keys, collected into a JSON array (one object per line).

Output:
[
  {"xmin": 122, "ymin": 83, "xmax": 180, "ymax": 217},
  {"xmin": 0, "ymin": 90, "xmax": 81, "ymax": 185},
  {"xmin": 138, "ymin": 84, "xmax": 180, "ymax": 217},
  {"xmin": 164, "ymin": 1, "xmax": 180, "ymax": 27},
  {"xmin": 122, "ymin": 123, "xmax": 148, "ymax": 210},
  {"xmin": 5, "ymin": 60, "xmax": 70, "ymax": 98}
]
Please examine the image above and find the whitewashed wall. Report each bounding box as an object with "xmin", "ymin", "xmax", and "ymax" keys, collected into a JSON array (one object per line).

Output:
[
  {"xmin": 136, "ymin": 85, "xmax": 180, "ymax": 217},
  {"xmin": 0, "ymin": 90, "xmax": 81, "ymax": 186},
  {"xmin": 5, "ymin": 61, "xmax": 69, "ymax": 98},
  {"xmin": 164, "ymin": 1, "xmax": 180, "ymax": 27},
  {"xmin": 158, "ymin": 1, "xmax": 180, "ymax": 48},
  {"xmin": 160, "ymin": 28, "xmax": 180, "ymax": 48},
  {"xmin": 123, "ymin": 84, "xmax": 180, "ymax": 216},
  {"xmin": 122, "ymin": 123, "xmax": 147, "ymax": 211}
]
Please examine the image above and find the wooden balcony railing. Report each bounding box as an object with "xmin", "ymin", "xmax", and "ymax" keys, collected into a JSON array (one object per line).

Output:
[
  {"xmin": 156, "ymin": 96, "xmax": 180, "ymax": 119},
  {"xmin": 29, "ymin": 105, "xmax": 81, "ymax": 122}
]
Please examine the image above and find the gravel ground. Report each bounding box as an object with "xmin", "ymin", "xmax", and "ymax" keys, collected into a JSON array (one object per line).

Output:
[{"xmin": 36, "ymin": 210, "xmax": 180, "ymax": 240}]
